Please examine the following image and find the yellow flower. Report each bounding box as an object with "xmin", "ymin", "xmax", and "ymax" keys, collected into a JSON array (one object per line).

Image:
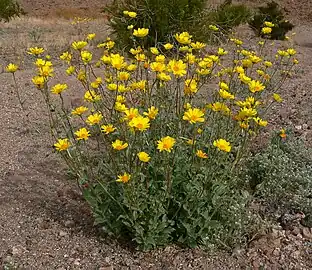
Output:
[
  {"xmin": 116, "ymin": 95, "xmax": 126, "ymax": 103},
  {"xmin": 101, "ymin": 124, "xmax": 116, "ymax": 134},
  {"xmin": 264, "ymin": 61, "xmax": 273, "ymax": 67},
  {"xmin": 90, "ymin": 77, "xmax": 102, "ymax": 89},
  {"xmin": 130, "ymin": 47, "xmax": 143, "ymax": 55},
  {"xmin": 127, "ymin": 64, "xmax": 137, "ymax": 71},
  {"xmin": 123, "ymin": 11, "xmax": 137, "ymax": 18},
  {"xmin": 163, "ymin": 43, "xmax": 174, "ymax": 50},
  {"xmin": 6, "ymin": 63, "xmax": 18, "ymax": 73},
  {"xmin": 235, "ymin": 107, "xmax": 257, "ymax": 121},
  {"xmin": 175, "ymin": 32, "xmax": 192, "ymax": 44},
  {"xmin": 248, "ymin": 80, "xmax": 265, "ymax": 93},
  {"xmin": 86, "ymin": 112, "xmax": 103, "ymax": 125},
  {"xmin": 157, "ymin": 72, "xmax": 171, "ymax": 81},
  {"xmin": 249, "ymin": 55, "xmax": 262, "ymax": 63},
  {"xmin": 230, "ymin": 38, "xmax": 243, "ymax": 46},
  {"xmin": 112, "ymin": 139, "xmax": 128, "ymax": 150},
  {"xmin": 81, "ymin": 50, "xmax": 92, "ymax": 64},
  {"xmin": 179, "ymin": 46, "xmax": 190, "ymax": 52},
  {"xmin": 35, "ymin": 58, "xmax": 52, "ymax": 68},
  {"xmin": 72, "ymin": 106, "xmax": 88, "ymax": 116},
  {"xmin": 219, "ymin": 82, "xmax": 229, "ymax": 91},
  {"xmin": 32, "ymin": 76, "xmax": 45, "ymax": 89},
  {"xmin": 84, "ymin": 90, "xmax": 101, "ymax": 102},
  {"xmin": 235, "ymin": 66, "xmax": 245, "ymax": 74},
  {"xmin": 209, "ymin": 102, "xmax": 230, "ymax": 115},
  {"xmin": 137, "ymin": 152, "xmax": 151, "ymax": 162},
  {"xmin": 116, "ymin": 172, "xmax": 131, "ymax": 183},
  {"xmin": 38, "ymin": 65, "xmax": 54, "ymax": 77},
  {"xmin": 219, "ymin": 89, "xmax": 234, "ymax": 99},
  {"xmin": 287, "ymin": 48, "xmax": 296, "ymax": 56},
  {"xmin": 72, "ymin": 41, "xmax": 88, "ymax": 50},
  {"xmin": 184, "ymin": 79, "xmax": 198, "ymax": 95},
  {"xmin": 183, "ymin": 108, "xmax": 205, "ymax": 124},
  {"xmin": 51, "ymin": 83, "xmax": 67, "ymax": 95},
  {"xmin": 273, "ymin": 93, "xmax": 283, "ymax": 103},
  {"xmin": 157, "ymin": 136, "xmax": 176, "ymax": 152},
  {"xmin": 167, "ymin": 59, "xmax": 187, "ymax": 77},
  {"xmin": 150, "ymin": 62, "xmax": 166, "ymax": 72},
  {"xmin": 133, "ymin": 28, "xmax": 149, "ymax": 38},
  {"xmin": 185, "ymin": 53, "xmax": 196, "ymax": 64},
  {"xmin": 54, "ymin": 138, "xmax": 70, "ymax": 151},
  {"xmin": 118, "ymin": 71, "xmax": 131, "ymax": 81},
  {"xmin": 143, "ymin": 106, "xmax": 158, "ymax": 120},
  {"xmin": 293, "ymin": 59, "xmax": 299, "ymax": 65},
  {"xmin": 117, "ymin": 84, "xmax": 129, "ymax": 93},
  {"xmin": 129, "ymin": 116, "xmax": 150, "ymax": 131},
  {"xmin": 213, "ymin": 139, "xmax": 231, "ymax": 152},
  {"xmin": 196, "ymin": 68, "xmax": 211, "ymax": 76},
  {"xmin": 107, "ymin": 83, "xmax": 118, "ymax": 91},
  {"xmin": 28, "ymin": 47, "xmax": 45, "ymax": 55},
  {"xmin": 75, "ymin": 128, "xmax": 91, "ymax": 140},
  {"xmin": 127, "ymin": 25, "xmax": 134, "ymax": 30},
  {"xmin": 217, "ymin": 48, "xmax": 228, "ymax": 56},
  {"xmin": 239, "ymin": 73, "xmax": 252, "ymax": 84},
  {"xmin": 280, "ymin": 128, "xmax": 287, "ymax": 139},
  {"xmin": 66, "ymin": 66, "xmax": 76, "ymax": 76},
  {"xmin": 242, "ymin": 59, "xmax": 253, "ymax": 68},
  {"xmin": 191, "ymin": 42, "xmax": 206, "ymax": 50},
  {"xmin": 264, "ymin": 21, "xmax": 275, "ymax": 27},
  {"xmin": 131, "ymin": 80, "xmax": 146, "ymax": 91},
  {"xmin": 253, "ymin": 117, "xmax": 268, "ymax": 127},
  {"xmin": 208, "ymin": 25, "xmax": 219, "ymax": 31},
  {"xmin": 155, "ymin": 55, "xmax": 166, "ymax": 63},
  {"xmin": 196, "ymin": 150, "xmax": 208, "ymax": 159},
  {"xmin": 261, "ymin": 27, "xmax": 272, "ymax": 34},
  {"xmin": 135, "ymin": 53, "xmax": 146, "ymax": 62},
  {"xmin": 60, "ymin": 51, "xmax": 72, "ymax": 62},
  {"xmin": 277, "ymin": 50, "xmax": 289, "ymax": 57},
  {"xmin": 123, "ymin": 108, "xmax": 139, "ymax": 121},
  {"xmin": 115, "ymin": 102, "xmax": 127, "ymax": 112},
  {"xmin": 87, "ymin": 33, "xmax": 96, "ymax": 40},
  {"xmin": 110, "ymin": 53, "xmax": 126, "ymax": 70},
  {"xmin": 150, "ymin": 47, "xmax": 159, "ymax": 55}
]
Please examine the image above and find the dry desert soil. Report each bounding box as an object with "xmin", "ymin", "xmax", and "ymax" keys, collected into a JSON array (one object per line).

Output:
[{"xmin": 0, "ymin": 0, "xmax": 312, "ymax": 269}]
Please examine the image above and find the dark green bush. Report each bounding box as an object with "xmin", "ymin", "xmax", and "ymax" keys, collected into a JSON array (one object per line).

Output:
[
  {"xmin": 0, "ymin": 0, "xmax": 25, "ymax": 22},
  {"xmin": 248, "ymin": 1, "xmax": 294, "ymax": 40},
  {"xmin": 104, "ymin": 0, "xmax": 251, "ymax": 50}
]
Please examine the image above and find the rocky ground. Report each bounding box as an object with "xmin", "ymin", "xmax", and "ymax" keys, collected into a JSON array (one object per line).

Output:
[{"xmin": 0, "ymin": 0, "xmax": 312, "ymax": 269}]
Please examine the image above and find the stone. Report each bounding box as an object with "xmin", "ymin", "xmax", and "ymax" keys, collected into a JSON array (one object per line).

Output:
[
  {"xmin": 302, "ymin": 227, "xmax": 312, "ymax": 239},
  {"xmin": 292, "ymin": 227, "xmax": 301, "ymax": 236},
  {"xmin": 59, "ymin": 230, "xmax": 68, "ymax": 237}
]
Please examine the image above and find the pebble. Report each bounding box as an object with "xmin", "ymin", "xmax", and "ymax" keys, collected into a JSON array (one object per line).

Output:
[
  {"xmin": 59, "ymin": 230, "xmax": 68, "ymax": 237},
  {"xmin": 302, "ymin": 227, "xmax": 312, "ymax": 239}
]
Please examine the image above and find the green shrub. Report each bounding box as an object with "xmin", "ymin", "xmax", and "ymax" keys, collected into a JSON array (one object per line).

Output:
[
  {"xmin": 0, "ymin": 0, "xmax": 25, "ymax": 22},
  {"xmin": 8, "ymin": 20, "xmax": 297, "ymax": 250},
  {"xmin": 248, "ymin": 1, "xmax": 294, "ymax": 40},
  {"xmin": 104, "ymin": 0, "xmax": 250, "ymax": 50},
  {"xmin": 247, "ymin": 132, "xmax": 312, "ymax": 226}
]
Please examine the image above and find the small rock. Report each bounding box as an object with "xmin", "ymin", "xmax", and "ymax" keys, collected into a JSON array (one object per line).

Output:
[
  {"xmin": 302, "ymin": 227, "xmax": 312, "ymax": 239},
  {"xmin": 292, "ymin": 227, "xmax": 301, "ymax": 236},
  {"xmin": 99, "ymin": 267, "xmax": 113, "ymax": 270},
  {"xmin": 73, "ymin": 258, "xmax": 81, "ymax": 266},
  {"xmin": 12, "ymin": 245, "xmax": 25, "ymax": 256},
  {"xmin": 64, "ymin": 220, "xmax": 75, "ymax": 228},
  {"xmin": 272, "ymin": 248, "xmax": 280, "ymax": 256},
  {"xmin": 290, "ymin": 250, "xmax": 300, "ymax": 259},
  {"xmin": 59, "ymin": 230, "xmax": 68, "ymax": 237}
]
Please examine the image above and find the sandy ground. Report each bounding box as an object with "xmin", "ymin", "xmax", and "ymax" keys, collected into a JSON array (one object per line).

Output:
[{"xmin": 1, "ymin": 1, "xmax": 312, "ymax": 269}]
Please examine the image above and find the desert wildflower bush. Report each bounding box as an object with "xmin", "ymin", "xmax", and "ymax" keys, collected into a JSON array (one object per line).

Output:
[{"xmin": 7, "ymin": 21, "xmax": 299, "ymax": 250}]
